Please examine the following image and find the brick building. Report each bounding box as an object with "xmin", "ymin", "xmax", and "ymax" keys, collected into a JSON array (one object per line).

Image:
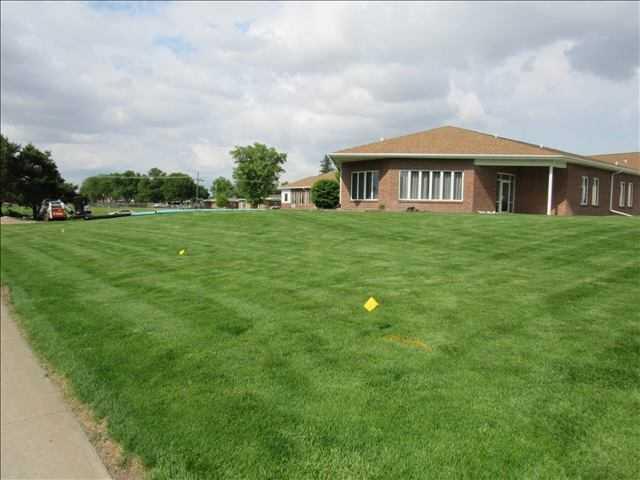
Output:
[{"xmin": 328, "ymin": 126, "xmax": 639, "ymax": 215}]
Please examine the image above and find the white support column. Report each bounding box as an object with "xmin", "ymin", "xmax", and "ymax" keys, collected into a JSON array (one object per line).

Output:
[{"xmin": 546, "ymin": 165, "xmax": 554, "ymax": 215}]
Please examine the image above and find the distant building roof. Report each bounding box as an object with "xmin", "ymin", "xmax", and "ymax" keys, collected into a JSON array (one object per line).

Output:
[
  {"xmin": 589, "ymin": 152, "xmax": 640, "ymax": 171},
  {"xmin": 280, "ymin": 171, "xmax": 338, "ymax": 189}
]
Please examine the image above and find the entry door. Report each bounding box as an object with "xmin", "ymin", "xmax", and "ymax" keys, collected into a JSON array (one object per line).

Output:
[{"xmin": 496, "ymin": 173, "xmax": 516, "ymax": 213}]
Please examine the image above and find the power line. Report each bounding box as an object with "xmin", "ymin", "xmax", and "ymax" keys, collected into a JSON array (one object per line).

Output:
[{"xmin": 87, "ymin": 175, "xmax": 194, "ymax": 179}]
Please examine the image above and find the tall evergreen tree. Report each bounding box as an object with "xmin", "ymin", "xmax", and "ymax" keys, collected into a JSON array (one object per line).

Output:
[{"xmin": 319, "ymin": 155, "xmax": 335, "ymax": 174}]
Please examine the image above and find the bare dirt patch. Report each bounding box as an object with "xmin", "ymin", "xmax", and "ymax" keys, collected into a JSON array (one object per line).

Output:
[
  {"xmin": 384, "ymin": 334, "xmax": 433, "ymax": 352},
  {"xmin": 50, "ymin": 371, "xmax": 146, "ymax": 480},
  {"xmin": 1, "ymin": 216, "xmax": 35, "ymax": 224}
]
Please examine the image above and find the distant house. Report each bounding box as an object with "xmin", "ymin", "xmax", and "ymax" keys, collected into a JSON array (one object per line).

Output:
[
  {"xmin": 263, "ymin": 194, "xmax": 281, "ymax": 209},
  {"xmin": 279, "ymin": 171, "xmax": 338, "ymax": 209},
  {"xmin": 327, "ymin": 125, "xmax": 639, "ymax": 215},
  {"xmin": 219, "ymin": 196, "xmax": 281, "ymax": 209}
]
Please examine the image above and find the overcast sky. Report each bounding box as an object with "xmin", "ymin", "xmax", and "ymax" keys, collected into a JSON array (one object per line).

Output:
[{"xmin": 1, "ymin": 1, "xmax": 638, "ymax": 186}]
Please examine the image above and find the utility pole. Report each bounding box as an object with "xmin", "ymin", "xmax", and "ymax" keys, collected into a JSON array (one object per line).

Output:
[{"xmin": 195, "ymin": 171, "xmax": 199, "ymax": 208}]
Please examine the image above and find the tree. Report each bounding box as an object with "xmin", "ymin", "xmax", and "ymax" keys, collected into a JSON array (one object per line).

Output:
[
  {"xmin": 211, "ymin": 177, "xmax": 234, "ymax": 208},
  {"xmin": 319, "ymin": 155, "xmax": 335, "ymax": 174},
  {"xmin": 80, "ymin": 176, "xmax": 112, "ymax": 203},
  {"xmin": 0, "ymin": 134, "xmax": 20, "ymax": 215},
  {"xmin": 80, "ymin": 176, "xmax": 98, "ymax": 202},
  {"xmin": 59, "ymin": 181, "xmax": 78, "ymax": 204},
  {"xmin": 162, "ymin": 172, "xmax": 196, "ymax": 202},
  {"xmin": 13, "ymin": 144, "xmax": 71, "ymax": 219},
  {"xmin": 112, "ymin": 170, "xmax": 140, "ymax": 202},
  {"xmin": 148, "ymin": 169, "xmax": 167, "ymax": 203},
  {"xmin": 80, "ymin": 168, "xmax": 207, "ymax": 205},
  {"xmin": 136, "ymin": 177, "xmax": 153, "ymax": 203},
  {"xmin": 148, "ymin": 167, "xmax": 164, "ymax": 178},
  {"xmin": 216, "ymin": 191, "xmax": 230, "ymax": 208},
  {"xmin": 211, "ymin": 177, "xmax": 234, "ymax": 196},
  {"xmin": 311, "ymin": 179, "xmax": 340, "ymax": 209},
  {"xmin": 231, "ymin": 143, "xmax": 286, "ymax": 207},
  {"xmin": 195, "ymin": 184, "xmax": 209, "ymax": 200}
]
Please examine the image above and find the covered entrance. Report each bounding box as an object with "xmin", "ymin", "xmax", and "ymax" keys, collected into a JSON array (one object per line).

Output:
[{"xmin": 496, "ymin": 173, "xmax": 516, "ymax": 213}]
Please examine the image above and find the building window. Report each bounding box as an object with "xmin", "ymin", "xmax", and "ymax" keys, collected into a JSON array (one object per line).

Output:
[
  {"xmin": 443, "ymin": 172, "xmax": 452, "ymax": 199},
  {"xmin": 350, "ymin": 170, "xmax": 379, "ymax": 200},
  {"xmin": 453, "ymin": 172, "xmax": 463, "ymax": 200},
  {"xmin": 627, "ymin": 182, "xmax": 634, "ymax": 207},
  {"xmin": 292, "ymin": 190, "xmax": 309, "ymax": 205},
  {"xmin": 399, "ymin": 171, "xmax": 408, "ymax": 199},
  {"xmin": 421, "ymin": 171, "xmax": 430, "ymax": 199},
  {"xmin": 619, "ymin": 181, "xmax": 626, "ymax": 208},
  {"xmin": 580, "ymin": 176, "xmax": 589, "ymax": 205},
  {"xmin": 284, "ymin": 192, "xmax": 289, "ymax": 202},
  {"xmin": 591, "ymin": 177, "xmax": 599, "ymax": 206},
  {"xmin": 399, "ymin": 170, "xmax": 463, "ymax": 201},
  {"xmin": 410, "ymin": 171, "xmax": 419, "ymax": 199}
]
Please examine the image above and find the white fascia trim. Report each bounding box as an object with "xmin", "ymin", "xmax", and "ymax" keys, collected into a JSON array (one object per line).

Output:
[
  {"xmin": 565, "ymin": 156, "xmax": 640, "ymax": 175},
  {"xmin": 331, "ymin": 152, "xmax": 564, "ymax": 160},
  {"xmin": 330, "ymin": 152, "xmax": 639, "ymax": 175},
  {"xmin": 475, "ymin": 158, "xmax": 567, "ymax": 168},
  {"xmin": 330, "ymin": 153, "xmax": 566, "ymax": 168}
]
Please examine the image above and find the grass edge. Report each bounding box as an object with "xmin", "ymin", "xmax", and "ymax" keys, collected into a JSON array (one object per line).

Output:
[{"xmin": 1, "ymin": 282, "xmax": 147, "ymax": 480}]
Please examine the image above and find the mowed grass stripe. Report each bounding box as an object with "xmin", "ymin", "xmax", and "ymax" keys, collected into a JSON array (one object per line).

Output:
[{"xmin": 2, "ymin": 213, "xmax": 639, "ymax": 479}]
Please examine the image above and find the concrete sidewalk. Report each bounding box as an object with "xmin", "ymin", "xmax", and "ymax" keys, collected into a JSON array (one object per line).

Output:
[{"xmin": 1, "ymin": 294, "xmax": 110, "ymax": 479}]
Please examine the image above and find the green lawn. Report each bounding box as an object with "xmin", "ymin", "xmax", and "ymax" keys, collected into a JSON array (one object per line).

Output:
[{"xmin": 1, "ymin": 211, "xmax": 639, "ymax": 479}]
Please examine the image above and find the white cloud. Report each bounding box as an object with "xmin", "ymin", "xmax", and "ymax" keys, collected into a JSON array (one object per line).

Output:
[
  {"xmin": 1, "ymin": 1, "xmax": 638, "ymax": 187},
  {"xmin": 447, "ymin": 83, "xmax": 487, "ymax": 124}
]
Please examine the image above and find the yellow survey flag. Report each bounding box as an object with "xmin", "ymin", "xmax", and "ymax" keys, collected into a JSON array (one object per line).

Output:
[
  {"xmin": 364, "ymin": 297, "xmax": 379, "ymax": 312},
  {"xmin": 179, "ymin": 249, "xmax": 186, "ymax": 256}
]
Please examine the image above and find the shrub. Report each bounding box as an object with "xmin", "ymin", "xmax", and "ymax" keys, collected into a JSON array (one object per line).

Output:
[{"xmin": 311, "ymin": 179, "xmax": 339, "ymax": 209}]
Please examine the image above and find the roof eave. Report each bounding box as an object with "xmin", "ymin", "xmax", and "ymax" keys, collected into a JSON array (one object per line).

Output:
[
  {"xmin": 329, "ymin": 153, "xmax": 567, "ymax": 168},
  {"xmin": 564, "ymin": 155, "xmax": 640, "ymax": 175},
  {"xmin": 328, "ymin": 152, "xmax": 639, "ymax": 175},
  {"xmin": 278, "ymin": 185, "xmax": 311, "ymax": 190}
]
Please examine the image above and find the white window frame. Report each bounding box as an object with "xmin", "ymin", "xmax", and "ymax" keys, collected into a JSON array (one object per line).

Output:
[
  {"xmin": 350, "ymin": 170, "xmax": 379, "ymax": 201},
  {"xmin": 627, "ymin": 182, "xmax": 634, "ymax": 208},
  {"xmin": 619, "ymin": 181, "xmax": 626, "ymax": 208},
  {"xmin": 580, "ymin": 176, "xmax": 589, "ymax": 206},
  {"xmin": 496, "ymin": 172, "xmax": 516, "ymax": 213},
  {"xmin": 398, "ymin": 170, "xmax": 464, "ymax": 202},
  {"xmin": 591, "ymin": 177, "xmax": 599, "ymax": 206}
]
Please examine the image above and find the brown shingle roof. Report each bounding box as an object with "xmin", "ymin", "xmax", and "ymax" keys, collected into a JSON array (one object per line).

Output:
[
  {"xmin": 589, "ymin": 152, "xmax": 640, "ymax": 171},
  {"xmin": 282, "ymin": 171, "xmax": 338, "ymax": 189},
  {"xmin": 336, "ymin": 125, "xmax": 564, "ymax": 156},
  {"xmin": 333, "ymin": 125, "xmax": 640, "ymax": 174}
]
